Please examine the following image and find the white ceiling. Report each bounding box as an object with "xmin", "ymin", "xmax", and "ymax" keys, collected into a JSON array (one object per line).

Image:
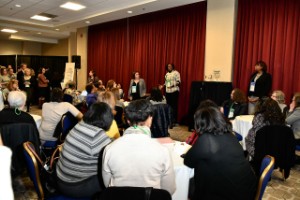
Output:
[{"xmin": 0, "ymin": 0, "xmax": 203, "ymax": 43}]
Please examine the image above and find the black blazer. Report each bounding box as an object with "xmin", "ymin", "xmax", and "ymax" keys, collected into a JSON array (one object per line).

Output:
[{"xmin": 248, "ymin": 72, "xmax": 272, "ymax": 98}]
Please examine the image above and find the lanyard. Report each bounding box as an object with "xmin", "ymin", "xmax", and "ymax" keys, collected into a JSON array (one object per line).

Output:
[{"xmin": 133, "ymin": 125, "xmax": 150, "ymax": 136}]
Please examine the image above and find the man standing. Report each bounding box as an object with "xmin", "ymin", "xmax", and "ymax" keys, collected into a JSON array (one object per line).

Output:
[
  {"xmin": 160, "ymin": 63, "xmax": 181, "ymax": 124},
  {"xmin": 17, "ymin": 63, "xmax": 27, "ymax": 90}
]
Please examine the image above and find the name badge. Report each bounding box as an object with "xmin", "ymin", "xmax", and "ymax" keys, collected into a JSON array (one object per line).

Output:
[
  {"xmin": 228, "ymin": 108, "xmax": 234, "ymax": 118},
  {"xmin": 166, "ymin": 80, "xmax": 171, "ymax": 87},
  {"xmin": 250, "ymin": 82, "xmax": 255, "ymax": 92},
  {"xmin": 131, "ymin": 86, "xmax": 137, "ymax": 93}
]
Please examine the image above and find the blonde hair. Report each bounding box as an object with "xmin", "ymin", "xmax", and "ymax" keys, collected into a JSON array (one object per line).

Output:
[
  {"xmin": 97, "ymin": 91, "xmax": 116, "ymax": 109},
  {"xmin": 272, "ymin": 90, "xmax": 285, "ymax": 104}
]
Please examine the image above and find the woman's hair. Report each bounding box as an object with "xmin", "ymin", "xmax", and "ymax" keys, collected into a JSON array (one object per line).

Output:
[
  {"xmin": 255, "ymin": 60, "xmax": 268, "ymax": 72},
  {"xmin": 97, "ymin": 91, "xmax": 116, "ymax": 110},
  {"xmin": 272, "ymin": 90, "xmax": 285, "ymax": 104},
  {"xmin": 124, "ymin": 99, "xmax": 153, "ymax": 126},
  {"xmin": 165, "ymin": 63, "xmax": 175, "ymax": 71},
  {"xmin": 83, "ymin": 102, "xmax": 113, "ymax": 130},
  {"xmin": 293, "ymin": 92, "xmax": 300, "ymax": 108},
  {"xmin": 38, "ymin": 67, "xmax": 45, "ymax": 73},
  {"xmin": 7, "ymin": 79, "xmax": 18, "ymax": 91},
  {"xmin": 197, "ymin": 99, "xmax": 218, "ymax": 110},
  {"xmin": 150, "ymin": 87, "xmax": 163, "ymax": 102},
  {"xmin": 232, "ymin": 88, "xmax": 247, "ymax": 103},
  {"xmin": 255, "ymin": 97, "xmax": 285, "ymax": 125},
  {"xmin": 111, "ymin": 88, "xmax": 120, "ymax": 100},
  {"xmin": 8, "ymin": 91, "xmax": 27, "ymax": 109},
  {"xmin": 106, "ymin": 79, "xmax": 116, "ymax": 91},
  {"xmin": 194, "ymin": 106, "xmax": 232, "ymax": 135},
  {"xmin": 132, "ymin": 71, "xmax": 139, "ymax": 79},
  {"xmin": 51, "ymin": 88, "xmax": 63, "ymax": 102}
]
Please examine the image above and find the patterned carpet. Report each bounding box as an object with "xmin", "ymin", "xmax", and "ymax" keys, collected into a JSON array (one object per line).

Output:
[{"xmin": 12, "ymin": 107, "xmax": 300, "ymax": 199}]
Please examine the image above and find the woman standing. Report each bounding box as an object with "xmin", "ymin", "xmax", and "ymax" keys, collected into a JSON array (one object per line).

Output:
[
  {"xmin": 23, "ymin": 68, "xmax": 34, "ymax": 112},
  {"xmin": 87, "ymin": 70, "xmax": 99, "ymax": 84},
  {"xmin": 247, "ymin": 61, "xmax": 272, "ymax": 114},
  {"xmin": 37, "ymin": 67, "xmax": 49, "ymax": 106},
  {"xmin": 184, "ymin": 106, "xmax": 257, "ymax": 200},
  {"xmin": 128, "ymin": 71, "xmax": 146, "ymax": 100}
]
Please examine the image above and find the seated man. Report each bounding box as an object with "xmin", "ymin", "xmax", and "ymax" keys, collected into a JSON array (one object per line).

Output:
[
  {"xmin": 39, "ymin": 88, "xmax": 83, "ymax": 143},
  {"xmin": 101, "ymin": 99, "xmax": 176, "ymax": 195}
]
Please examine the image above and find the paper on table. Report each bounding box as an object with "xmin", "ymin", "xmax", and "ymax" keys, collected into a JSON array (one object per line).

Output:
[{"xmin": 174, "ymin": 142, "xmax": 191, "ymax": 156}]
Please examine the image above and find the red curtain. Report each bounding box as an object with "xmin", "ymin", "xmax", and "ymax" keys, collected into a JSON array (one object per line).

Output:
[
  {"xmin": 234, "ymin": 0, "xmax": 300, "ymax": 102},
  {"xmin": 88, "ymin": 2, "xmax": 207, "ymax": 122}
]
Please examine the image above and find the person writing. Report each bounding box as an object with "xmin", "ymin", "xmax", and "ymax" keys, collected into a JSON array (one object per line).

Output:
[{"xmin": 247, "ymin": 61, "xmax": 272, "ymax": 114}]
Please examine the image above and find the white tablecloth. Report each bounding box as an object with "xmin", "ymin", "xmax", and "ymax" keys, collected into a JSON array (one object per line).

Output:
[
  {"xmin": 30, "ymin": 114, "xmax": 42, "ymax": 128},
  {"xmin": 232, "ymin": 115, "xmax": 254, "ymax": 150},
  {"xmin": 157, "ymin": 138, "xmax": 194, "ymax": 200}
]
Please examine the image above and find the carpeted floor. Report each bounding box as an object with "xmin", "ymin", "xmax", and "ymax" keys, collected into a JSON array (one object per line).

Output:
[{"xmin": 12, "ymin": 106, "xmax": 300, "ymax": 199}]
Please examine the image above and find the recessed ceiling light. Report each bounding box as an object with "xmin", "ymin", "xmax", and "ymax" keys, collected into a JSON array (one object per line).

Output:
[
  {"xmin": 55, "ymin": 28, "xmax": 60, "ymax": 31},
  {"xmin": 127, "ymin": 10, "xmax": 133, "ymax": 14},
  {"xmin": 60, "ymin": 2, "xmax": 86, "ymax": 11},
  {"xmin": 15, "ymin": 4, "xmax": 21, "ymax": 8},
  {"xmin": 85, "ymin": 21, "xmax": 90, "ymax": 24},
  {"xmin": 1, "ymin": 29, "xmax": 18, "ymax": 33},
  {"xmin": 31, "ymin": 15, "xmax": 51, "ymax": 21},
  {"xmin": 37, "ymin": 32, "xmax": 42, "ymax": 34}
]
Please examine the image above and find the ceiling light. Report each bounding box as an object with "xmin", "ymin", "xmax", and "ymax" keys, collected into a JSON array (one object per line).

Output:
[
  {"xmin": 85, "ymin": 21, "xmax": 90, "ymax": 24},
  {"xmin": 15, "ymin": 4, "xmax": 21, "ymax": 8},
  {"xmin": 31, "ymin": 15, "xmax": 51, "ymax": 21},
  {"xmin": 127, "ymin": 10, "xmax": 133, "ymax": 14},
  {"xmin": 60, "ymin": 2, "xmax": 86, "ymax": 11},
  {"xmin": 37, "ymin": 32, "xmax": 42, "ymax": 34},
  {"xmin": 1, "ymin": 29, "xmax": 18, "ymax": 33},
  {"xmin": 55, "ymin": 28, "xmax": 60, "ymax": 31}
]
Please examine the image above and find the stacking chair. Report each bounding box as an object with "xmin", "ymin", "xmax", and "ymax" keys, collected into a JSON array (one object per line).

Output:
[
  {"xmin": 60, "ymin": 112, "xmax": 78, "ymax": 142},
  {"xmin": 96, "ymin": 186, "xmax": 172, "ymax": 200},
  {"xmin": 296, "ymin": 145, "xmax": 300, "ymax": 157},
  {"xmin": 254, "ymin": 155, "xmax": 275, "ymax": 200}
]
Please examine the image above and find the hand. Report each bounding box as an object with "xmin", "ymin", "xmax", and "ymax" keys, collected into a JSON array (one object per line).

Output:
[
  {"xmin": 158, "ymin": 85, "xmax": 164, "ymax": 90},
  {"xmin": 289, "ymin": 101, "xmax": 295, "ymax": 112}
]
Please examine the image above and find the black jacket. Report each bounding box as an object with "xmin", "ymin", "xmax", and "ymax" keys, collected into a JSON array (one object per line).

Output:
[
  {"xmin": 248, "ymin": 72, "xmax": 272, "ymax": 98},
  {"xmin": 150, "ymin": 104, "xmax": 172, "ymax": 138}
]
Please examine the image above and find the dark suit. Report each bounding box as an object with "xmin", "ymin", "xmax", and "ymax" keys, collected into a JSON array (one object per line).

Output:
[{"xmin": 248, "ymin": 72, "xmax": 272, "ymax": 98}]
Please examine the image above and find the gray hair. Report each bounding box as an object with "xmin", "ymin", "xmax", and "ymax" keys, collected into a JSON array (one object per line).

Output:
[
  {"xmin": 272, "ymin": 90, "xmax": 285, "ymax": 104},
  {"xmin": 8, "ymin": 91, "xmax": 27, "ymax": 109}
]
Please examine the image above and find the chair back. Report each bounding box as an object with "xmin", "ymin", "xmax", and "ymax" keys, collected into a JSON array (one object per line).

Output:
[
  {"xmin": 60, "ymin": 112, "xmax": 78, "ymax": 142},
  {"xmin": 253, "ymin": 125, "xmax": 296, "ymax": 177},
  {"xmin": 151, "ymin": 104, "xmax": 172, "ymax": 138},
  {"xmin": 97, "ymin": 187, "xmax": 172, "ymax": 200},
  {"xmin": 255, "ymin": 155, "xmax": 275, "ymax": 200},
  {"xmin": 23, "ymin": 141, "xmax": 45, "ymax": 199}
]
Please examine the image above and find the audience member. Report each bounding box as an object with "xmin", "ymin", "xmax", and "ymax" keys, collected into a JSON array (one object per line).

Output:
[
  {"xmin": 23, "ymin": 68, "xmax": 34, "ymax": 112},
  {"xmin": 184, "ymin": 106, "xmax": 257, "ymax": 200},
  {"xmin": 86, "ymin": 84, "xmax": 97, "ymax": 108},
  {"xmin": 2, "ymin": 79, "xmax": 20, "ymax": 102},
  {"xmin": 221, "ymin": 88, "xmax": 247, "ymax": 120},
  {"xmin": 286, "ymin": 92, "xmax": 300, "ymax": 145},
  {"xmin": 102, "ymin": 99, "xmax": 176, "ymax": 195},
  {"xmin": 56, "ymin": 102, "xmax": 113, "ymax": 198},
  {"xmin": 17, "ymin": 63, "xmax": 27, "ymax": 90},
  {"xmin": 0, "ymin": 68, "xmax": 10, "ymax": 89},
  {"xmin": 87, "ymin": 70, "xmax": 99, "ymax": 84},
  {"xmin": 271, "ymin": 90, "xmax": 287, "ymax": 113},
  {"xmin": 128, "ymin": 71, "xmax": 146, "ymax": 100},
  {"xmin": 97, "ymin": 91, "xmax": 120, "ymax": 139},
  {"xmin": 245, "ymin": 97, "xmax": 285, "ymax": 158},
  {"xmin": 39, "ymin": 88, "xmax": 83, "ymax": 143},
  {"xmin": 106, "ymin": 79, "xmax": 116, "ymax": 91},
  {"xmin": 149, "ymin": 87, "xmax": 166, "ymax": 105}
]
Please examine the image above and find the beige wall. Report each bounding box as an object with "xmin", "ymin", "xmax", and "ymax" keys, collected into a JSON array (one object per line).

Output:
[
  {"xmin": 0, "ymin": 40, "xmax": 22, "ymax": 55},
  {"xmin": 41, "ymin": 39, "xmax": 68, "ymax": 56},
  {"xmin": 22, "ymin": 41, "xmax": 41, "ymax": 55},
  {"xmin": 76, "ymin": 27, "xmax": 88, "ymax": 91},
  {"xmin": 204, "ymin": 0, "xmax": 237, "ymax": 82}
]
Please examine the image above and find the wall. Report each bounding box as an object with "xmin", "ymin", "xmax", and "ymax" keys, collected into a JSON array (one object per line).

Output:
[
  {"xmin": 22, "ymin": 41, "xmax": 41, "ymax": 55},
  {"xmin": 204, "ymin": 0, "xmax": 237, "ymax": 82},
  {"xmin": 76, "ymin": 27, "xmax": 88, "ymax": 91},
  {"xmin": 0, "ymin": 40, "xmax": 22, "ymax": 55},
  {"xmin": 41, "ymin": 39, "xmax": 68, "ymax": 56}
]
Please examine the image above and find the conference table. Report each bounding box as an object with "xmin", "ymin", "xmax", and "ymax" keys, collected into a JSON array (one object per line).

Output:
[
  {"xmin": 156, "ymin": 138, "xmax": 194, "ymax": 200},
  {"xmin": 231, "ymin": 115, "xmax": 254, "ymax": 150}
]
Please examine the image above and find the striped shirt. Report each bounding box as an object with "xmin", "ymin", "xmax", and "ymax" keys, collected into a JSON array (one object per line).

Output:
[
  {"xmin": 56, "ymin": 121, "xmax": 112, "ymax": 183},
  {"xmin": 165, "ymin": 70, "xmax": 181, "ymax": 93}
]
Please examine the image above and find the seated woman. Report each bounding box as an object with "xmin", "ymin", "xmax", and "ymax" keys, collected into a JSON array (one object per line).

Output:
[
  {"xmin": 97, "ymin": 91, "xmax": 120, "ymax": 139},
  {"xmin": 221, "ymin": 88, "xmax": 247, "ymax": 120},
  {"xmin": 286, "ymin": 92, "xmax": 300, "ymax": 145},
  {"xmin": 39, "ymin": 88, "xmax": 83, "ymax": 143},
  {"xmin": 2, "ymin": 79, "xmax": 20, "ymax": 102},
  {"xmin": 245, "ymin": 97, "xmax": 285, "ymax": 158},
  {"xmin": 0, "ymin": 91, "xmax": 36, "ymax": 127},
  {"xmin": 56, "ymin": 102, "xmax": 114, "ymax": 198},
  {"xmin": 149, "ymin": 87, "xmax": 167, "ymax": 105},
  {"xmin": 271, "ymin": 90, "xmax": 287, "ymax": 113},
  {"xmin": 111, "ymin": 88, "xmax": 125, "ymax": 128},
  {"xmin": 102, "ymin": 99, "xmax": 176, "ymax": 195},
  {"xmin": 184, "ymin": 106, "xmax": 257, "ymax": 200}
]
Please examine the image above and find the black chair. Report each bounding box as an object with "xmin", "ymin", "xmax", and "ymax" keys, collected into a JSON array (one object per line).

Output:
[
  {"xmin": 151, "ymin": 104, "xmax": 172, "ymax": 138},
  {"xmin": 96, "ymin": 187, "xmax": 172, "ymax": 200},
  {"xmin": 253, "ymin": 125, "xmax": 296, "ymax": 180},
  {"xmin": 255, "ymin": 155, "xmax": 275, "ymax": 200}
]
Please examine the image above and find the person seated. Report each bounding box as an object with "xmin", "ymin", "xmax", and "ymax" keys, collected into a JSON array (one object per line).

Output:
[
  {"xmin": 116, "ymin": 83, "xmax": 124, "ymax": 99},
  {"xmin": 102, "ymin": 99, "xmax": 176, "ymax": 195},
  {"xmin": 97, "ymin": 91, "xmax": 120, "ymax": 139},
  {"xmin": 56, "ymin": 102, "xmax": 114, "ymax": 198},
  {"xmin": 149, "ymin": 87, "xmax": 167, "ymax": 105},
  {"xmin": 184, "ymin": 106, "xmax": 257, "ymax": 200},
  {"xmin": 86, "ymin": 84, "xmax": 97, "ymax": 108},
  {"xmin": 39, "ymin": 88, "xmax": 83, "ymax": 143},
  {"xmin": 0, "ymin": 91, "xmax": 36, "ymax": 127},
  {"xmin": 286, "ymin": 92, "xmax": 300, "ymax": 145},
  {"xmin": 0, "ymin": 68, "xmax": 10, "ymax": 89},
  {"xmin": 2, "ymin": 79, "xmax": 20, "ymax": 102},
  {"xmin": 221, "ymin": 88, "xmax": 247, "ymax": 120},
  {"xmin": 106, "ymin": 79, "xmax": 117, "ymax": 91},
  {"xmin": 63, "ymin": 81, "xmax": 79, "ymax": 104},
  {"xmin": 245, "ymin": 97, "xmax": 285, "ymax": 158},
  {"xmin": 271, "ymin": 90, "xmax": 287, "ymax": 113},
  {"xmin": 111, "ymin": 88, "xmax": 125, "ymax": 127}
]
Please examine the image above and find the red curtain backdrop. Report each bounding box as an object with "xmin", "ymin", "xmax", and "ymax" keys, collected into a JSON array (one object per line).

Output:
[
  {"xmin": 233, "ymin": 0, "xmax": 300, "ymax": 102},
  {"xmin": 88, "ymin": 2, "xmax": 207, "ymax": 122}
]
